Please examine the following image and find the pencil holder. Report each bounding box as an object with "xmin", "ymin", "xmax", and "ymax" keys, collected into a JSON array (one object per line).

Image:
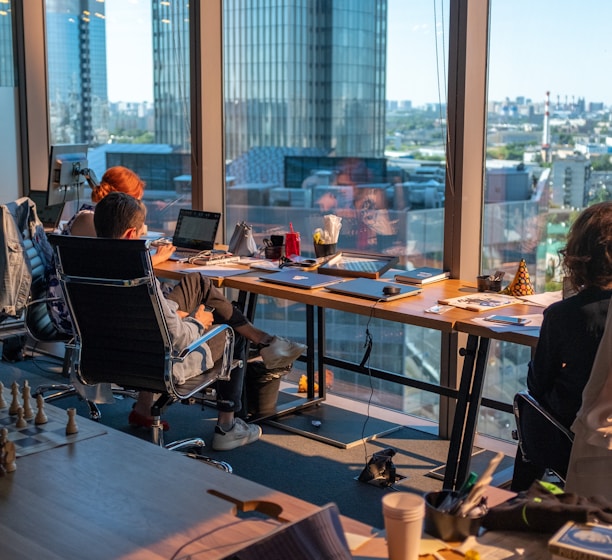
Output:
[
  {"xmin": 423, "ymin": 490, "xmax": 484, "ymax": 542},
  {"xmin": 314, "ymin": 243, "xmax": 337, "ymax": 258}
]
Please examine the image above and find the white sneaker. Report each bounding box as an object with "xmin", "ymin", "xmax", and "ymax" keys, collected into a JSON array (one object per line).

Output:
[
  {"xmin": 212, "ymin": 418, "xmax": 262, "ymax": 451},
  {"xmin": 259, "ymin": 336, "xmax": 307, "ymax": 369}
]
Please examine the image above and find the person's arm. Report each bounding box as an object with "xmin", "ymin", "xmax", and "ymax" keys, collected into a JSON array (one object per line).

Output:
[{"xmin": 527, "ymin": 307, "xmax": 560, "ymax": 400}]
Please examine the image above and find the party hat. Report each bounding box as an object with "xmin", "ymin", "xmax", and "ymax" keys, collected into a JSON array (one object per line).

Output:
[{"xmin": 501, "ymin": 258, "xmax": 534, "ymax": 296}]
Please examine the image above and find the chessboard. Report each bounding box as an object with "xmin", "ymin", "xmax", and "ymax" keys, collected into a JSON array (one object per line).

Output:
[{"xmin": 0, "ymin": 382, "xmax": 106, "ymax": 458}]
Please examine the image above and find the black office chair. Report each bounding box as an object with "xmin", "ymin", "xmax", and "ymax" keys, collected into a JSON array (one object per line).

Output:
[
  {"xmin": 48, "ymin": 234, "xmax": 240, "ymax": 469},
  {"xmin": 512, "ymin": 389, "xmax": 575, "ymax": 482}
]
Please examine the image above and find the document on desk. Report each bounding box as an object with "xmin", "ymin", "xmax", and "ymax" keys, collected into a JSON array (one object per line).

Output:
[
  {"xmin": 515, "ymin": 290, "xmax": 562, "ymax": 308},
  {"xmin": 439, "ymin": 294, "xmax": 521, "ymax": 312},
  {"xmin": 455, "ymin": 531, "xmax": 550, "ymax": 559},
  {"xmin": 182, "ymin": 266, "xmax": 252, "ymax": 278}
]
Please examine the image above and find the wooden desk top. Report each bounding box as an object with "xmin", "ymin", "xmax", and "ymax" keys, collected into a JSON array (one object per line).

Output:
[
  {"xmin": 0, "ymin": 402, "xmax": 380, "ymax": 560},
  {"xmin": 224, "ymin": 275, "xmax": 544, "ymax": 335},
  {"xmin": 154, "ymin": 259, "xmax": 546, "ymax": 339}
]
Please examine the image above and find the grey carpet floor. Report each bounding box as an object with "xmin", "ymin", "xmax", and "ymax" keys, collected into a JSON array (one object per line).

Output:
[{"xmin": 1, "ymin": 352, "xmax": 458, "ymax": 530}]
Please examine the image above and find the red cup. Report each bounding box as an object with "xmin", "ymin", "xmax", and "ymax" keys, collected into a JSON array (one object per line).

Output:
[{"xmin": 285, "ymin": 232, "xmax": 301, "ymax": 257}]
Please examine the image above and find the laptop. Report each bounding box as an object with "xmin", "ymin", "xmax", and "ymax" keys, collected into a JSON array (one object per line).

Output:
[
  {"xmin": 170, "ymin": 209, "xmax": 222, "ymax": 260},
  {"xmin": 259, "ymin": 270, "xmax": 346, "ymax": 290},
  {"xmin": 325, "ymin": 278, "xmax": 422, "ymax": 302}
]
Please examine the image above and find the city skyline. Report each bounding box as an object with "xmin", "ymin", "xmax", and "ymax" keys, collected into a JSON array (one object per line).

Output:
[{"xmin": 105, "ymin": 0, "xmax": 612, "ymax": 109}]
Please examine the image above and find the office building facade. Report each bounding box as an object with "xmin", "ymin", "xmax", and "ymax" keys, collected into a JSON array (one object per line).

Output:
[
  {"xmin": 152, "ymin": 0, "xmax": 190, "ymax": 150},
  {"xmin": 223, "ymin": 0, "xmax": 387, "ymax": 162},
  {"xmin": 46, "ymin": 0, "xmax": 108, "ymax": 146},
  {"xmin": 151, "ymin": 0, "xmax": 388, "ymax": 160}
]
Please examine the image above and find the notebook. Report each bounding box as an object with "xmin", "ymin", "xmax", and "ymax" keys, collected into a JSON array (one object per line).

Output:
[
  {"xmin": 259, "ymin": 270, "xmax": 346, "ymax": 290},
  {"xmin": 170, "ymin": 209, "xmax": 222, "ymax": 260},
  {"xmin": 394, "ymin": 267, "xmax": 449, "ymax": 285},
  {"xmin": 325, "ymin": 278, "xmax": 422, "ymax": 302}
]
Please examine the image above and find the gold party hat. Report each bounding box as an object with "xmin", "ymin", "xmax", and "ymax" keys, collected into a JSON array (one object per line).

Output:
[{"xmin": 501, "ymin": 258, "xmax": 535, "ymax": 296}]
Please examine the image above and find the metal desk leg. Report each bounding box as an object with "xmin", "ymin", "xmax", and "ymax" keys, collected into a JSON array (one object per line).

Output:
[
  {"xmin": 443, "ymin": 334, "xmax": 490, "ymax": 490},
  {"xmin": 315, "ymin": 305, "xmax": 325, "ymax": 399}
]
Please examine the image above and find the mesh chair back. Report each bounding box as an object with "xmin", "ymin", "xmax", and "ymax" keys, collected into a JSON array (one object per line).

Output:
[
  {"xmin": 23, "ymin": 236, "xmax": 70, "ymax": 342},
  {"xmin": 513, "ymin": 390, "xmax": 574, "ymax": 481},
  {"xmin": 49, "ymin": 235, "xmax": 172, "ymax": 394}
]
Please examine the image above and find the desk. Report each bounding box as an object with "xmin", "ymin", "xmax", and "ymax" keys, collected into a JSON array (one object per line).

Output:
[
  {"xmin": 0, "ymin": 398, "xmax": 382, "ymax": 559},
  {"xmin": 154, "ymin": 261, "xmax": 546, "ymax": 489},
  {"xmin": 223, "ymin": 274, "xmax": 546, "ymax": 487},
  {"xmin": 443, "ymin": 317, "xmax": 540, "ymax": 491},
  {"xmin": 223, "ymin": 276, "xmax": 477, "ymax": 426}
]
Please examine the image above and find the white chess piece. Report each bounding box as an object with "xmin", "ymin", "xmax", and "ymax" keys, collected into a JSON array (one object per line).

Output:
[
  {"xmin": 0, "ymin": 382, "xmax": 6, "ymax": 409},
  {"xmin": 9, "ymin": 381, "xmax": 20, "ymax": 416},
  {"xmin": 35, "ymin": 394, "xmax": 48, "ymax": 425},
  {"xmin": 22, "ymin": 383, "xmax": 33, "ymax": 420},
  {"xmin": 15, "ymin": 407, "xmax": 27, "ymax": 429},
  {"xmin": 3, "ymin": 439, "xmax": 16, "ymax": 473},
  {"xmin": 66, "ymin": 407, "xmax": 78, "ymax": 435}
]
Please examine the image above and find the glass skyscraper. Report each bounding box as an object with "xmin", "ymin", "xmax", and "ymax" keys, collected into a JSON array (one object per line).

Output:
[
  {"xmin": 223, "ymin": 0, "xmax": 387, "ymax": 161},
  {"xmin": 0, "ymin": 3, "xmax": 15, "ymax": 87},
  {"xmin": 46, "ymin": 0, "xmax": 108, "ymax": 145},
  {"xmin": 150, "ymin": 1, "xmax": 387, "ymax": 159},
  {"xmin": 152, "ymin": 0, "xmax": 190, "ymax": 150}
]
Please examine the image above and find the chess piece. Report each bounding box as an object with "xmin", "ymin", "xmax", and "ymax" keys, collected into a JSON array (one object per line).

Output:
[
  {"xmin": 15, "ymin": 407, "xmax": 27, "ymax": 429},
  {"xmin": 9, "ymin": 381, "xmax": 20, "ymax": 416},
  {"xmin": 66, "ymin": 407, "xmax": 78, "ymax": 435},
  {"xmin": 35, "ymin": 394, "xmax": 48, "ymax": 425},
  {"xmin": 3, "ymin": 439, "xmax": 16, "ymax": 473},
  {"xmin": 22, "ymin": 382, "xmax": 33, "ymax": 420},
  {"xmin": 0, "ymin": 381, "xmax": 6, "ymax": 409}
]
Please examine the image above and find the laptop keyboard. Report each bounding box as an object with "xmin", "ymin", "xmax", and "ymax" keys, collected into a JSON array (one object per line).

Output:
[{"xmin": 171, "ymin": 250, "xmax": 201, "ymax": 261}]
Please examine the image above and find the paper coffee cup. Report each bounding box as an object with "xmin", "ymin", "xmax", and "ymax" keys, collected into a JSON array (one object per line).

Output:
[{"xmin": 382, "ymin": 493, "xmax": 424, "ymax": 560}]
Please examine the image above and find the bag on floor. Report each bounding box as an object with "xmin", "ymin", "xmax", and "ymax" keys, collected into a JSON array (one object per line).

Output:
[{"xmin": 358, "ymin": 448, "xmax": 397, "ymax": 487}]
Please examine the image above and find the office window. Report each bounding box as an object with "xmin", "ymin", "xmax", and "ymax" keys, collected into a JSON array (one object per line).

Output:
[
  {"xmin": 0, "ymin": 1, "xmax": 15, "ymax": 87},
  {"xmin": 479, "ymin": 0, "xmax": 612, "ymax": 437},
  {"xmin": 45, "ymin": 0, "xmax": 190, "ymax": 231},
  {"xmin": 224, "ymin": 0, "xmax": 450, "ymax": 427}
]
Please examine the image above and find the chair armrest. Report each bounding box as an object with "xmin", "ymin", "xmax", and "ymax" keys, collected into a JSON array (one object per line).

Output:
[
  {"xmin": 173, "ymin": 324, "xmax": 235, "ymax": 382},
  {"xmin": 175, "ymin": 324, "xmax": 231, "ymax": 360}
]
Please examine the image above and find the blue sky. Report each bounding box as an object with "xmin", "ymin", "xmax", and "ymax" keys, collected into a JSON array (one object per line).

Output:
[{"xmin": 105, "ymin": 0, "xmax": 612, "ymax": 108}]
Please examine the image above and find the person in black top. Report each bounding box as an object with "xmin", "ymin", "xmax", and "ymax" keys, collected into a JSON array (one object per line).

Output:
[{"xmin": 511, "ymin": 201, "xmax": 612, "ymax": 491}]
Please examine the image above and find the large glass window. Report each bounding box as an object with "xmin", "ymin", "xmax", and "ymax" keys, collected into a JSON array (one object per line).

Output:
[
  {"xmin": 0, "ymin": 1, "xmax": 15, "ymax": 87},
  {"xmin": 481, "ymin": 0, "xmax": 612, "ymax": 437},
  {"xmin": 45, "ymin": 0, "xmax": 190, "ymax": 231},
  {"xmin": 224, "ymin": 0, "xmax": 450, "ymax": 427}
]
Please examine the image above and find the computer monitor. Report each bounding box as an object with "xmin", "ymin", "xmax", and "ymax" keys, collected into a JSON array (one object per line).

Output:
[{"xmin": 47, "ymin": 144, "xmax": 89, "ymax": 207}]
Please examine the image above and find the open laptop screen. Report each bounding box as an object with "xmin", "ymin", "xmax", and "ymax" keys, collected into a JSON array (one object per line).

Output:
[{"xmin": 172, "ymin": 209, "xmax": 221, "ymax": 252}]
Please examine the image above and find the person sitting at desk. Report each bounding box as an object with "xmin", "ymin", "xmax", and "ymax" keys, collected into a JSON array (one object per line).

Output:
[
  {"xmin": 511, "ymin": 201, "xmax": 612, "ymax": 490},
  {"xmin": 93, "ymin": 192, "xmax": 306, "ymax": 450},
  {"xmin": 49, "ymin": 165, "xmax": 305, "ymax": 448},
  {"xmin": 47, "ymin": 166, "xmax": 177, "ymax": 335}
]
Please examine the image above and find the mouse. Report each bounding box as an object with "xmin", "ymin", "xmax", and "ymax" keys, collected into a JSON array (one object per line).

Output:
[{"xmin": 383, "ymin": 285, "xmax": 401, "ymax": 296}]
